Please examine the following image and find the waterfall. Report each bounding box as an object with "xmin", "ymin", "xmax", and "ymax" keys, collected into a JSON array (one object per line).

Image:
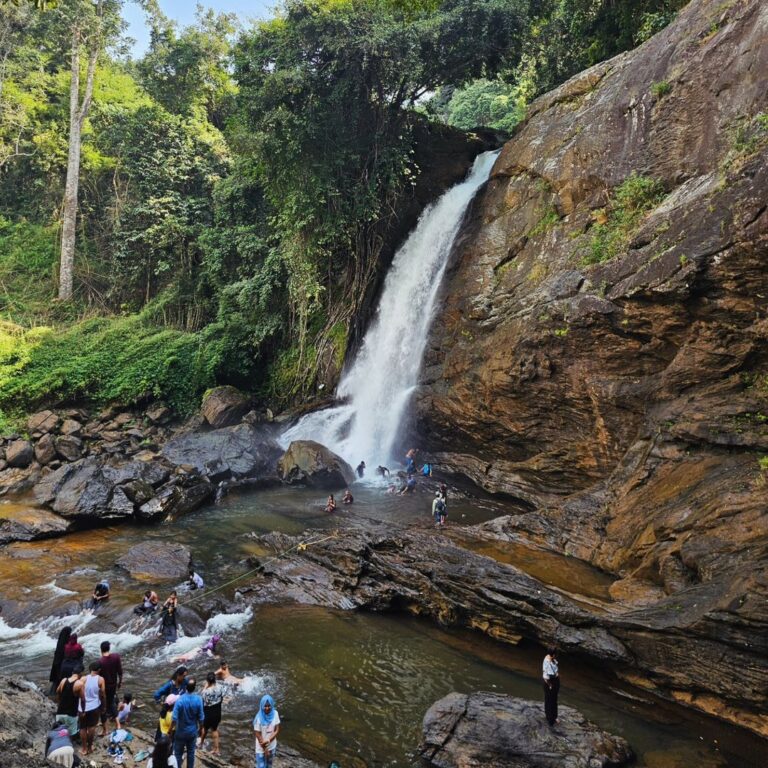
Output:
[{"xmin": 281, "ymin": 150, "xmax": 498, "ymax": 469}]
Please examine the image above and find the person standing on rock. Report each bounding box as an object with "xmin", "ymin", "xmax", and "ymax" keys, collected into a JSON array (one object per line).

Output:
[
  {"xmin": 171, "ymin": 677, "xmax": 205, "ymax": 768},
  {"xmin": 55, "ymin": 661, "xmax": 83, "ymax": 737},
  {"xmin": 199, "ymin": 671, "xmax": 226, "ymax": 755},
  {"xmin": 160, "ymin": 604, "xmax": 179, "ymax": 644},
  {"xmin": 154, "ymin": 666, "xmax": 189, "ymax": 702},
  {"xmin": 49, "ymin": 626, "xmax": 72, "ymax": 695},
  {"xmin": 59, "ymin": 633, "xmax": 84, "ymax": 680},
  {"xmin": 79, "ymin": 661, "xmax": 106, "ymax": 755},
  {"xmin": 253, "ymin": 694, "xmax": 280, "ymax": 768},
  {"xmin": 98, "ymin": 640, "xmax": 123, "ymax": 737},
  {"xmin": 542, "ymin": 647, "xmax": 560, "ymax": 727}
]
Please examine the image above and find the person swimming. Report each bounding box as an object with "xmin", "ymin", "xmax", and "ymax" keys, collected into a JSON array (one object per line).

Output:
[
  {"xmin": 173, "ymin": 635, "xmax": 222, "ymax": 663},
  {"xmin": 214, "ymin": 660, "xmax": 243, "ymax": 686},
  {"xmin": 325, "ymin": 494, "xmax": 337, "ymax": 513},
  {"xmin": 342, "ymin": 489, "xmax": 353, "ymax": 505},
  {"xmin": 376, "ymin": 465, "xmax": 390, "ymax": 478}
]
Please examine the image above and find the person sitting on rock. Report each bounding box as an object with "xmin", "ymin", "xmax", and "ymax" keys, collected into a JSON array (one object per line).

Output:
[
  {"xmin": 342, "ymin": 489, "xmax": 353, "ymax": 505},
  {"xmin": 163, "ymin": 590, "xmax": 178, "ymax": 610},
  {"xmin": 134, "ymin": 589, "xmax": 159, "ymax": 615},
  {"xmin": 398, "ymin": 474, "xmax": 416, "ymax": 495},
  {"xmin": 90, "ymin": 580, "xmax": 110, "ymax": 608},
  {"xmin": 325, "ymin": 494, "xmax": 337, "ymax": 513},
  {"xmin": 188, "ymin": 569, "xmax": 204, "ymax": 591},
  {"xmin": 355, "ymin": 460, "xmax": 366, "ymax": 478}
]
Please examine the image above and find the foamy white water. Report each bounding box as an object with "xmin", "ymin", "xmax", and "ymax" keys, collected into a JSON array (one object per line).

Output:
[{"xmin": 282, "ymin": 150, "xmax": 498, "ymax": 468}]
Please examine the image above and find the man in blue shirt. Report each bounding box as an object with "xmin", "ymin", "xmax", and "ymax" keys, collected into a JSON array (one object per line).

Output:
[{"xmin": 171, "ymin": 677, "xmax": 204, "ymax": 768}]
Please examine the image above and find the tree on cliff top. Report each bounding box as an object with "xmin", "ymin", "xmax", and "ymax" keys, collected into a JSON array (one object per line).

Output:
[{"xmin": 234, "ymin": 0, "xmax": 533, "ymax": 394}]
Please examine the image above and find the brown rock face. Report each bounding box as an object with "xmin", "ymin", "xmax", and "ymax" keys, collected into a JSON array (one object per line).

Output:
[
  {"xmin": 33, "ymin": 433, "xmax": 56, "ymax": 465},
  {"xmin": 201, "ymin": 385, "xmax": 251, "ymax": 428},
  {"xmin": 414, "ymin": 0, "xmax": 768, "ymax": 732},
  {"xmin": 277, "ymin": 440, "xmax": 355, "ymax": 488}
]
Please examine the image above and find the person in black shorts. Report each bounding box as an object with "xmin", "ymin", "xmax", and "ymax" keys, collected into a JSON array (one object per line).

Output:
[{"xmin": 199, "ymin": 672, "xmax": 225, "ymax": 755}]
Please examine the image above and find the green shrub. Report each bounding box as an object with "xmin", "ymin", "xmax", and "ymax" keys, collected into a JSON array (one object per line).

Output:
[
  {"xmin": 0, "ymin": 311, "xmax": 228, "ymax": 416},
  {"xmin": 650, "ymin": 80, "xmax": 672, "ymax": 99},
  {"xmin": 582, "ymin": 174, "xmax": 665, "ymax": 265},
  {"xmin": 759, "ymin": 456, "xmax": 768, "ymax": 472}
]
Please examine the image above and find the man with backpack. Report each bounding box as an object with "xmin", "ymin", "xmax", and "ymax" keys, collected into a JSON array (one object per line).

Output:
[{"xmin": 432, "ymin": 492, "xmax": 447, "ymax": 527}]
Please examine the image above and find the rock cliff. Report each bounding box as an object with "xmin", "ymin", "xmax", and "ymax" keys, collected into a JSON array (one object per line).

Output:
[{"xmin": 415, "ymin": 0, "xmax": 768, "ymax": 733}]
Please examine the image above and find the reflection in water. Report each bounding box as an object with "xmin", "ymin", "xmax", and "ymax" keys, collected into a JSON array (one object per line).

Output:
[{"xmin": 0, "ymin": 485, "xmax": 765, "ymax": 767}]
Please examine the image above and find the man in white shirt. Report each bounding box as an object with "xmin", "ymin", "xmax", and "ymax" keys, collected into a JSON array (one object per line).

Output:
[{"xmin": 542, "ymin": 647, "xmax": 559, "ymax": 726}]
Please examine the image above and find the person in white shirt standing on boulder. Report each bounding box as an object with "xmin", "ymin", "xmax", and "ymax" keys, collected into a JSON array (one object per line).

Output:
[
  {"xmin": 542, "ymin": 647, "xmax": 560, "ymax": 726},
  {"xmin": 253, "ymin": 694, "xmax": 280, "ymax": 767}
]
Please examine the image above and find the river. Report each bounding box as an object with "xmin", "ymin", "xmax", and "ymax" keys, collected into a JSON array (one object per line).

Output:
[{"xmin": 0, "ymin": 485, "xmax": 765, "ymax": 768}]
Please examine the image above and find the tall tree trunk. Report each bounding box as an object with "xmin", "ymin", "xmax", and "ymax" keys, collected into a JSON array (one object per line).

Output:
[{"xmin": 58, "ymin": 26, "xmax": 98, "ymax": 301}]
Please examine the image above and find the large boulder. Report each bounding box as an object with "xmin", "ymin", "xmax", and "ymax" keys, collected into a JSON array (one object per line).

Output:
[
  {"xmin": 55, "ymin": 434, "xmax": 83, "ymax": 462},
  {"xmin": 26, "ymin": 410, "xmax": 59, "ymax": 435},
  {"xmin": 0, "ymin": 506, "xmax": 71, "ymax": 545},
  {"xmin": 5, "ymin": 440, "xmax": 33, "ymax": 469},
  {"xmin": 201, "ymin": 385, "xmax": 251, "ymax": 428},
  {"xmin": 116, "ymin": 541, "xmax": 192, "ymax": 580},
  {"xmin": 277, "ymin": 440, "xmax": 355, "ymax": 489},
  {"xmin": 33, "ymin": 433, "xmax": 56, "ymax": 465},
  {"xmin": 33, "ymin": 455, "xmax": 170, "ymax": 521},
  {"xmin": 137, "ymin": 476, "xmax": 214, "ymax": 522},
  {"xmin": 162, "ymin": 423, "xmax": 282, "ymax": 483},
  {"xmin": 420, "ymin": 692, "xmax": 633, "ymax": 768}
]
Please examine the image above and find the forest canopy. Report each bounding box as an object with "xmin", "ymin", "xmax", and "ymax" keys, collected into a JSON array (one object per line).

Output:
[{"xmin": 0, "ymin": 0, "xmax": 687, "ymax": 425}]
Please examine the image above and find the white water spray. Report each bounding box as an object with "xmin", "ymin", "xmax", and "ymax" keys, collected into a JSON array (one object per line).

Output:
[{"xmin": 282, "ymin": 150, "xmax": 498, "ymax": 468}]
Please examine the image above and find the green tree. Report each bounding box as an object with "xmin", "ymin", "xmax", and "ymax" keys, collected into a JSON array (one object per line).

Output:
[
  {"xmin": 234, "ymin": 0, "xmax": 533, "ymax": 391},
  {"xmin": 138, "ymin": 5, "xmax": 237, "ymax": 127}
]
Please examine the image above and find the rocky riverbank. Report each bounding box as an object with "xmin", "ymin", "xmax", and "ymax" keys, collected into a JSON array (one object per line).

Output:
[
  {"xmin": 0, "ymin": 388, "xmax": 284, "ymax": 544},
  {"xmin": 0, "ymin": 676, "xmax": 319, "ymax": 768},
  {"xmin": 235, "ymin": 523, "xmax": 768, "ymax": 738}
]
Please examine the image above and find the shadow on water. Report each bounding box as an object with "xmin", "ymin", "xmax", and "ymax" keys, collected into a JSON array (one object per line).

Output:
[{"xmin": 0, "ymin": 482, "xmax": 766, "ymax": 767}]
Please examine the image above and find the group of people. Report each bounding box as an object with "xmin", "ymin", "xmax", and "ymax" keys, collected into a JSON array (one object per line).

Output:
[
  {"xmin": 129, "ymin": 569, "xmax": 205, "ymax": 644},
  {"xmin": 48, "ymin": 633, "xmax": 136, "ymax": 760},
  {"xmin": 46, "ymin": 624, "xmax": 282, "ymax": 768}
]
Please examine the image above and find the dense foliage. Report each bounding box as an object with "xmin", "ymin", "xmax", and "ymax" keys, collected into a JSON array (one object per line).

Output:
[{"xmin": 0, "ymin": 0, "xmax": 685, "ymax": 425}]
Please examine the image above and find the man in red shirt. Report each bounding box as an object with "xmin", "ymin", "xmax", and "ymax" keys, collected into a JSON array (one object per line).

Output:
[{"xmin": 98, "ymin": 640, "xmax": 123, "ymax": 735}]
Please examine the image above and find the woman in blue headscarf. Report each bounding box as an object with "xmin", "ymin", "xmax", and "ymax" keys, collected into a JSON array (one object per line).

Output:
[{"xmin": 253, "ymin": 694, "xmax": 280, "ymax": 767}]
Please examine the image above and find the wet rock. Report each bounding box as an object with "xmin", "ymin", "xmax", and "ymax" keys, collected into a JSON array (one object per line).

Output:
[
  {"xmin": 0, "ymin": 465, "xmax": 40, "ymax": 496},
  {"xmin": 137, "ymin": 476, "xmax": 213, "ymax": 522},
  {"xmin": 278, "ymin": 440, "xmax": 355, "ymax": 488},
  {"xmin": 6, "ymin": 440, "xmax": 33, "ymax": 468},
  {"xmin": 59, "ymin": 418, "xmax": 82, "ymax": 436},
  {"xmin": 0, "ymin": 507, "xmax": 71, "ymax": 545},
  {"xmin": 420, "ymin": 692, "xmax": 634, "ymax": 768},
  {"xmin": 26, "ymin": 410, "xmax": 59, "ymax": 435},
  {"xmin": 116, "ymin": 541, "xmax": 192, "ymax": 580},
  {"xmin": 33, "ymin": 455, "xmax": 171, "ymax": 521},
  {"xmin": 162, "ymin": 423, "xmax": 282, "ymax": 483},
  {"xmin": 201, "ymin": 385, "xmax": 251, "ymax": 428},
  {"xmin": 55, "ymin": 435, "xmax": 83, "ymax": 462},
  {"xmin": 33, "ymin": 433, "xmax": 56, "ymax": 465}
]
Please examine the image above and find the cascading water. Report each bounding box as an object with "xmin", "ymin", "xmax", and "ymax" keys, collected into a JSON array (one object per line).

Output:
[{"xmin": 281, "ymin": 150, "xmax": 498, "ymax": 469}]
